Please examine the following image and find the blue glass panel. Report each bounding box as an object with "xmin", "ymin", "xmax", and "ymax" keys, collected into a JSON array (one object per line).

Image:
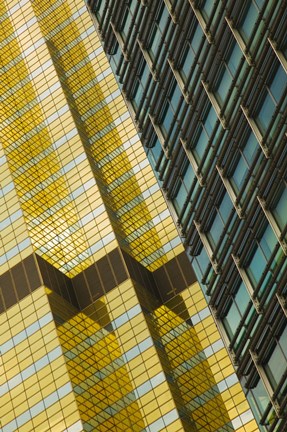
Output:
[
  {"xmin": 266, "ymin": 341, "xmax": 287, "ymax": 389},
  {"xmin": 194, "ymin": 127, "xmax": 208, "ymax": 162},
  {"xmin": 273, "ymin": 186, "xmax": 287, "ymax": 231},
  {"xmin": 228, "ymin": 43, "xmax": 242, "ymax": 76},
  {"xmin": 196, "ymin": 246, "xmax": 210, "ymax": 276},
  {"xmin": 181, "ymin": 44, "xmax": 195, "ymax": 79},
  {"xmin": 216, "ymin": 68, "xmax": 232, "ymax": 104},
  {"xmin": 247, "ymin": 247, "xmax": 266, "ymax": 287},
  {"xmin": 202, "ymin": 0, "xmax": 214, "ymax": 20},
  {"xmin": 162, "ymin": 104, "xmax": 174, "ymax": 136},
  {"xmin": 223, "ymin": 302, "xmax": 241, "ymax": 339},
  {"xmin": 149, "ymin": 6, "xmax": 169, "ymax": 59},
  {"xmin": 182, "ymin": 163, "xmax": 195, "ymax": 189},
  {"xmin": 254, "ymin": 0, "xmax": 264, "ymax": 7},
  {"xmin": 270, "ymin": 65, "xmax": 287, "ymax": 103},
  {"xmin": 247, "ymin": 378, "xmax": 269, "ymax": 423},
  {"xmin": 231, "ymin": 157, "xmax": 248, "ymax": 192},
  {"xmin": 191, "ymin": 24, "xmax": 204, "ymax": 52},
  {"xmin": 240, "ymin": 2, "xmax": 258, "ymax": 43},
  {"xmin": 208, "ymin": 213, "xmax": 223, "ymax": 248},
  {"xmin": 235, "ymin": 281, "xmax": 250, "ymax": 315},
  {"xmin": 132, "ymin": 84, "xmax": 141, "ymax": 109},
  {"xmin": 170, "ymin": 85, "xmax": 181, "ymax": 111},
  {"xmin": 174, "ymin": 182, "xmax": 187, "ymax": 213},
  {"xmin": 121, "ymin": 7, "xmax": 132, "ymax": 39},
  {"xmin": 96, "ymin": 1, "xmax": 105, "ymax": 19},
  {"xmin": 152, "ymin": 138, "xmax": 162, "ymax": 161},
  {"xmin": 260, "ymin": 224, "xmax": 277, "ymax": 260},
  {"xmin": 265, "ymin": 325, "xmax": 287, "ymax": 391},
  {"xmin": 243, "ymin": 132, "xmax": 258, "ymax": 160},
  {"xmin": 257, "ymin": 92, "xmax": 275, "ymax": 132},
  {"xmin": 204, "ymin": 106, "xmax": 217, "ymax": 137},
  {"xmin": 219, "ymin": 193, "xmax": 233, "ymax": 223},
  {"xmin": 141, "ymin": 62, "xmax": 150, "ymax": 88}
]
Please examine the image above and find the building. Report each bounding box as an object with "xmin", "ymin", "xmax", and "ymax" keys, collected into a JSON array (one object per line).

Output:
[
  {"xmin": 0, "ymin": 1, "xmax": 259, "ymax": 432},
  {"xmin": 88, "ymin": 0, "xmax": 287, "ymax": 431}
]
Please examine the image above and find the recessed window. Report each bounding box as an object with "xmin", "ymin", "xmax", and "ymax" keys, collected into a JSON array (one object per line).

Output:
[
  {"xmin": 256, "ymin": 63, "xmax": 287, "ymax": 134},
  {"xmin": 131, "ymin": 60, "xmax": 150, "ymax": 110},
  {"xmin": 264, "ymin": 325, "xmax": 287, "ymax": 391},
  {"xmin": 147, "ymin": 3, "xmax": 169, "ymax": 61},
  {"xmin": 192, "ymin": 103, "xmax": 220, "ymax": 164},
  {"xmin": 229, "ymin": 131, "xmax": 258, "ymax": 201},
  {"xmin": 222, "ymin": 280, "xmax": 252, "ymax": 342},
  {"xmin": 179, "ymin": 24, "xmax": 203, "ymax": 84},
  {"xmin": 214, "ymin": 42, "xmax": 242, "ymax": 106},
  {"xmin": 245, "ymin": 223, "xmax": 278, "ymax": 298},
  {"xmin": 207, "ymin": 193, "xmax": 232, "ymax": 250},
  {"xmin": 272, "ymin": 184, "xmax": 287, "ymax": 233},
  {"xmin": 173, "ymin": 163, "xmax": 195, "ymax": 215},
  {"xmin": 247, "ymin": 376, "xmax": 270, "ymax": 425},
  {"xmin": 239, "ymin": 1, "xmax": 259, "ymax": 44}
]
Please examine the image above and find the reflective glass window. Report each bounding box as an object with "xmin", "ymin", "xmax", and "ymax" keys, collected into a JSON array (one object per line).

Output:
[
  {"xmin": 256, "ymin": 63, "xmax": 287, "ymax": 134},
  {"xmin": 160, "ymin": 81, "xmax": 184, "ymax": 141},
  {"xmin": 230, "ymin": 131, "xmax": 258, "ymax": 200},
  {"xmin": 207, "ymin": 193, "xmax": 232, "ymax": 249},
  {"xmin": 222, "ymin": 281, "xmax": 251, "ymax": 341},
  {"xmin": 94, "ymin": 0, "xmax": 105, "ymax": 21},
  {"xmin": 173, "ymin": 163, "xmax": 195, "ymax": 215},
  {"xmin": 239, "ymin": 1, "xmax": 259, "ymax": 43},
  {"xmin": 148, "ymin": 3, "xmax": 169, "ymax": 60},
  {"xmin": 247, "ymin": 377, "xmax": 269, "ymax": 424},
  {"xmin": 201, "ymin": 0, "xmax": 214, "ymax": 20},
  {"xmin": 131, "ymin": 59, "xmax": 150, "ymax": 110},
  {"xmin": 179, "ymin": 24, "xmax": 203, "ymax": 82},
  {"xmin": 215, "ymin": 42, "xmax": 242, "ymax": 106},
  {"xmin": 272, "ymin": 184, "xmax": 287, "ymax": 232},
  {"xmin": 120, "ymin": 0, "xmax": 137, "ymax": 40},
  {"xmin": 265, "ymin": 325, "xmax": 287, "ymax": 390},
  {"xmin": 193, "ymin": 104, "xmax": 219, "ymax": 164},
  {"xmin": 245, "ymin": 223, "xmax": 278, "ymax": 296}
]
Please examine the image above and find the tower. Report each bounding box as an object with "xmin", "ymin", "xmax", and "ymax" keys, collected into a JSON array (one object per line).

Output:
[
  {"xmin": 0, "ymin": 1, "xmax": 260, "ymax": 431},
  {"xmin": 88, "ymin": 0, "xmax": 287, "ymax": 430}
]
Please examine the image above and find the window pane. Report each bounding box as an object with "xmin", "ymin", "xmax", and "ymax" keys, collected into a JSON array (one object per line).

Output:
[
  {"xmin": 219, "ymin": 193, "xmax": 233, "ymax": 223},
  {"xmin": 208, "ymin": 213, "xmax": 223, "ymax": 248},
  {"xmin": 202, "ymin": 0, "xmax": 214, "ymax": 20},
  {"xmin": 228, "ymin": 43, "xmax": 242, "ymax": 76},
  {"xmin": 181, "ymin": 43, "xmax": 195, "ymax": 80},
  {"xmin": 204, "ymin": 106, "xmax": 217, "ymax": 136},
  {"xmin": 174, "ymin": 181, "xmax": 187, "ymax": 213},
  {"xmin": 270, "ymin": 65, "xmax": 287, "ymax": 103},
  {"xmin": 265, "ymin": 326, "xmax": 287, "ymax": 389},
  {"xmin": 193, "ymin": 127, "xmax": 208, "ymax": 162},
  {"xmin": 236, "ymin": 282, "xmax": 250, "ymax": 316},
  {"xmin": 242, "ymin": 132, "xmax": 258, "ymax": 161},
  {"xmin": 273, "ymin": 186, "xmax": 287, "ymax": 231},
  {"xmin": 191, "ymin": 24, "xmax": 204, "ymax": 53},
  {"xmin": 240, "ymin": 2, "xmax": 258, "ymax": 43},
  {"xmin": 231, "ymin": 157, "xmax": 248, "ymax": 192},
  {"xmin": 247, "ymin": 247, "xmax": 266, "ymax": 287},
  {"xmin": 257, "ymin": 92, "xmax": 276, "ymax": 133},
  {"xmin": 247, "ymin": 378, "xmax": 269, "ymax": 423},
  {"xmin": 260, "ymin": 224, "xmax": 277, "ymax": 261},
  {"xmin": 223, "ymin": 302, "xmax": 241, "ymax": 340},
  {"xmin": 216, "ymin": 68, "xmax": 232, "ymax": 104}
]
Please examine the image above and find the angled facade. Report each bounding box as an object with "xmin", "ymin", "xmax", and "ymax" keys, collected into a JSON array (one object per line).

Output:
[
  {"xmin": 0, "ymin": 1, "xmax": 259, "ymax": 431},
  {"xmin": 88, "ymin": 0, "xmax": 287, "ymax": 431}
]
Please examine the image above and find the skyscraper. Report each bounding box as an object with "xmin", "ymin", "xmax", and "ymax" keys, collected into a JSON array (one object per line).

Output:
[
  {"xmin": 0, "ymin": 1, "xmax": 258, "ymax": 431},
  {"xmin": 88, "ymin": 0, "xmax": 287, "ymax": 431}
]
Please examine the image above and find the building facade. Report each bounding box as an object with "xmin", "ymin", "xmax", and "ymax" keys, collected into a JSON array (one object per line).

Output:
[
  {"xmin": 88, "ymin": 0, "xmax": 287, "ymax": 431},
  {"xmin": 0, "ymin": 0, "xmax": 258, "ymax": 431}
]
